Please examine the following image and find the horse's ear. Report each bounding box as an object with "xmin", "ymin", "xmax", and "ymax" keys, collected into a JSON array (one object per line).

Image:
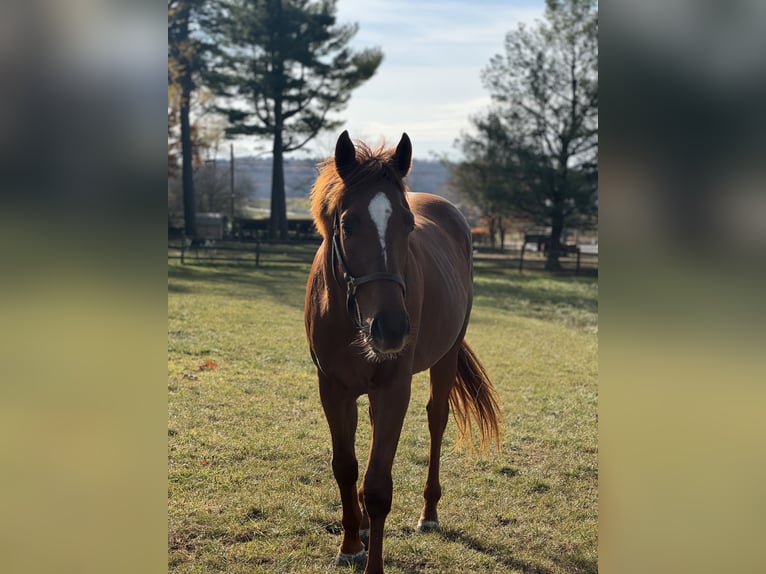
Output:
[
  {"xmin": 393, "ymin": 132, "xmax": 412, "ymax": 177},
  {"xmin": 335, "ymin": 130, "xmax": 357, "ymax": 175}
]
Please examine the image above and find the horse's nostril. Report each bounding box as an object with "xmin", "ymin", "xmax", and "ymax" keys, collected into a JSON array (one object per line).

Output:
[
  {"xmin": 370, "ymin": 311, "xmax": 410, "ymax": 352},
  {"xmin": 370, "ymin": 316, "xmax": 384, "ymax": 341}
]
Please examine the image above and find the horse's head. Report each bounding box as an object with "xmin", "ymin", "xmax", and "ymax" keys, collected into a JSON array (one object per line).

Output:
[{"xmin": 324, "ymin": 131, "xmax": 414, "ymax": 360}]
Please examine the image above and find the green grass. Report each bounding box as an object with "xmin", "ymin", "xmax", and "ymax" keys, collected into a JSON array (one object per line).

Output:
[{"xmin": 168, "ymin": 255, "xmax": 597, "ymax": 573}]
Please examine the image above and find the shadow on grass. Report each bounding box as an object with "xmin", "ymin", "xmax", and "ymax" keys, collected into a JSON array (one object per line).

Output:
[
  {"xmin": 475, "ymin": 278, "xmax": 597, "ymax": 314},
  {"xmin": 168, "ymin": 262, "xmax": 311, "ymax": 310},
  {"xmin": 383, "ymin": 557, "xmax": 429, "ymax": 574},
  {"xmin": 433, "ymin": 527, "xmax": 555, "ymax": 574},
  {"xmin": 168, "ymin": 252, "xmax": 597, "ymax": 325},
  {"xmin": 556, "ymin": 552, "xmax": 598, "ymax": 574},
  {"xmin": 471, "ymin": 265, "xmax": 597, "ymax": 330},
  {"xmin": 168, "ymin": 282, "xmax": 192, "ymax": 294}
]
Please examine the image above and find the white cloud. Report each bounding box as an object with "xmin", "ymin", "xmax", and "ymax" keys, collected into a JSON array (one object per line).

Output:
[
  {"xmin": 329, "ymin": 1, "xmax": 544, "ymax": 158},
  {"xmin": 338, "ymin": 96, "xmax": 492, "ymax": 159},
  {"xmin": 225, "ymin": 1, "xmax": 545, "ymax": 160}
]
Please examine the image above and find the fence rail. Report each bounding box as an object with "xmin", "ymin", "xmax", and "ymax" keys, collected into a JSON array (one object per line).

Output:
[
  {"xmin": 474, "ymin": 246, "xmax": 598, "ymax": 275},
  {"xmin": 168, "ymin": 239, "xmax": 319, "ymax": 267},
  {"xmin": 168, "ymin": 240, "xmax": 597, "ymax": 274}
]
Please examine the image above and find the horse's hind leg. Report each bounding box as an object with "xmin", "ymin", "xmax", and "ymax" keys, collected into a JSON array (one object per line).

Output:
[
  {"xmin": 418, "ymin": 345, "xmax": 459, "ymax": 531},
  {"xmin": 318, "ymin": 377, "xmax": 366, "ymax": 566}
]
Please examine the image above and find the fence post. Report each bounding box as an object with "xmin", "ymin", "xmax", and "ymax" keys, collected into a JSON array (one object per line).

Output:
[
  {"xmin": 181, "ymin": 234, "xmax": 186, "ymax": 265},
  {"xmin": 255, "ymin": 240, "xmax": 260, "ymax": 267}
]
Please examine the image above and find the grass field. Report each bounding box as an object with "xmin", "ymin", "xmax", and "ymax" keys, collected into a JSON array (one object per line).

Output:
[{"xmin": 168, "ymin": 253, "xmax": 598, "ymax": 573}]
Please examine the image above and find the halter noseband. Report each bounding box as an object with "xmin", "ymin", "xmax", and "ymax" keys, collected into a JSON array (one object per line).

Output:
[{"xmin": 331, "ymin": 212, "xmax": 407, "ymax": 331}]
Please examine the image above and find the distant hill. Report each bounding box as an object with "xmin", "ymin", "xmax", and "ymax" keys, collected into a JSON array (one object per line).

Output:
[
  {"xmin": 229, "ymin": 157, "xmax": 459, "ymax": 204},
  {"xmin": 409, "ymin": 160, "xmax": 461, "ymax": 203}
]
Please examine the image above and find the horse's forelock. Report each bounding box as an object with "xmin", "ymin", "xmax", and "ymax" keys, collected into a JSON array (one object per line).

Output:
[{"xmin": 310, "ymin": 142, "xmax": 407, "ymax": 240}]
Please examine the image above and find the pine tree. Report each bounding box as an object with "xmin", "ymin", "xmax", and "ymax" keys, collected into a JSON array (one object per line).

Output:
[
  {"xmin": 169, "ymin": 0, "xmax": 211, "ymax": 239},
  {"xmin": 456, "ymin": 0, "xmax": 598, "ymax": 270},
  {"xmin": 207, "ymin": 0, "xmax": 382, "ymax": 239}
]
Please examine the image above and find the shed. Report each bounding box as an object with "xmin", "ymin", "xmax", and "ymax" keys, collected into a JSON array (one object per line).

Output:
[{"xmin": 196, "ymin": 213, "xmax": 224, "ymax": 240}]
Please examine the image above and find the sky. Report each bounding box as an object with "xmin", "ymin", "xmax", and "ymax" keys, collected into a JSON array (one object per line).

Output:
[{"xmin": 230, "ymin": 0, "xmax": 545, "ymax": 160}]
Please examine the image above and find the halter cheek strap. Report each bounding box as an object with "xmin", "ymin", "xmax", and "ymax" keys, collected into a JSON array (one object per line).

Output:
[{"xmin": 331, "ymin": 212, "xmax": 407, "ymax": 331}]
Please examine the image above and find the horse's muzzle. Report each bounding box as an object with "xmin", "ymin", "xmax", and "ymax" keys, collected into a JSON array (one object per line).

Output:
[{"xmin": 369, "ymin": 310, "xmax": 410, "ymax": 354}]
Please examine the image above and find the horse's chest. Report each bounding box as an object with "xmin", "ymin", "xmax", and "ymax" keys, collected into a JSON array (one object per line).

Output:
[{"xmin": 311, "ymin": 333, "xmax": 373, "ymax": 388}]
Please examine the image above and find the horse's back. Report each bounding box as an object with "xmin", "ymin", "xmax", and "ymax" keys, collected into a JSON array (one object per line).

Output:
[
  {"xmin": 409, "ymin": 193, "xmax": 471, "ymax": 239},
  {"xmin": 407, "ymin": 193, "xmax": 473, "ymax": 373}
]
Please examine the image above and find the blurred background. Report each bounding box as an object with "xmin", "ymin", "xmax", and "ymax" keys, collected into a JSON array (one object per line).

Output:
[
  {"xmin": 1, "ymin": 0, "xmax": 765, "ymax": 572},
  {"xmin": 601, "ymin": 2, "xmax": 766, "ymax": 573}
]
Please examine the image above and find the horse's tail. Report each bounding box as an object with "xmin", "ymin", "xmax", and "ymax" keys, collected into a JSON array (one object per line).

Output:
[{"xmin": 449, "ymin": 340, "xmax": 502, "ymax": 453}]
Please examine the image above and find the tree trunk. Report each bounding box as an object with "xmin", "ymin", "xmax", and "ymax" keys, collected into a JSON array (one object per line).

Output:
[
  {"xmin": 179, "ymin": 70, "xmax": 197, "ymax": 239},
  {"xmin": 270, "ymin": 102, "xmax": 288, "ymax": 240},
  {"xmin": 178, "ymin": 4, "xmax": 196, "ymax": 239},
  {"xmin": 269, "ymin": 0, "xmax": 289, "ymax": 240},
  {"xmin": 498, "ymin": 216, "xmax": 506, "ymax": 252},
  {"xmin": 545, "ymin": 215, "xmax": 564, "ymax": 271},
  {"xmin": 546, "ymin": 157, "xmax": 569, "ymax": 271}
]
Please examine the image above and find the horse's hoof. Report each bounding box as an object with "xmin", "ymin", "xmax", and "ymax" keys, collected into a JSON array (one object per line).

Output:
[
  {"xmin": 335, "ymin": 549, "xmax": 367, "ymax": 569},
  {"xmin": 359, "ymin": 528, "xmax": 370, "ymax": 547},
  {"xmin": 417, "ymin": 519, "xmax": 440, "ymax": 532}
]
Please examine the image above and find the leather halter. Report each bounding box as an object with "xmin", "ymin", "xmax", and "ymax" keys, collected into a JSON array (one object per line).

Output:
[{"xmin": 331, "ymin": 211, "xmax": 407, "ymax": 331}]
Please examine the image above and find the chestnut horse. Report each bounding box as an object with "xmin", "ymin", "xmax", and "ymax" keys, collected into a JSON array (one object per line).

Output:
[{"xmin": 305, "ymin": 131, "xmax": 501, "ymax": 574}]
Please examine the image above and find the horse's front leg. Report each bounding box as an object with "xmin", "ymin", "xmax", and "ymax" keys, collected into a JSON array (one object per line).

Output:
[
  {"xmin": 318, "ymin": 376, "xmax": 366, "ymax": 567},
  {"xmin": 362, "ymin": 374, "xmax": 411, "ymax": 574},
  {"xmin": 358, "ymin": 402, "xmax": 373, "ymax": 547}
]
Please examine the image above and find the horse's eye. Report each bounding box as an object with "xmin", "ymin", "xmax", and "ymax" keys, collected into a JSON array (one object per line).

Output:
[{"xmin": 341, "ymin": 222, "xmax": 352, "ymax": 237}]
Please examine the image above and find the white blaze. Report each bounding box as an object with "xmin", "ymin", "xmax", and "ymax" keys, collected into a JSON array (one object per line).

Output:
[{"xmin": 368, "ymin": 192, "xmax": 392, "ymax": 268}]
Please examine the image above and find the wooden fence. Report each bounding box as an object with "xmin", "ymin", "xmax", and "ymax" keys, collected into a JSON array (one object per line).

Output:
[
  {"xmin": 474, "ymin": 246, "xmax": 598, "ymax": 275},
  {"xmin": 167, "ymin": 239, "xmax": 319, "ymax": 267},
  {"xmin": 168, "ymin": 239, "xmax": 597, "ymax": 274}
]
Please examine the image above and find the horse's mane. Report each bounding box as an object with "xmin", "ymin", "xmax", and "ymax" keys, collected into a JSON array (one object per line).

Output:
[{"xmin": 310, "ymin": 141, "xmax": 407, "ymax": 240}]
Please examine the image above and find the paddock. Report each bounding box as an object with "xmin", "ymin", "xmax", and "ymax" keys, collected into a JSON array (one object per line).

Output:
[{"xmin": 168, "ymin": 256, "xmax": 597, "ymax": 573}]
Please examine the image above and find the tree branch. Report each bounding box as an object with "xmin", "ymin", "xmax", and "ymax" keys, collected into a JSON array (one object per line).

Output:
[{"xmin": 283, "ymin": 75, "xmax": 328, "ymax": 120}]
